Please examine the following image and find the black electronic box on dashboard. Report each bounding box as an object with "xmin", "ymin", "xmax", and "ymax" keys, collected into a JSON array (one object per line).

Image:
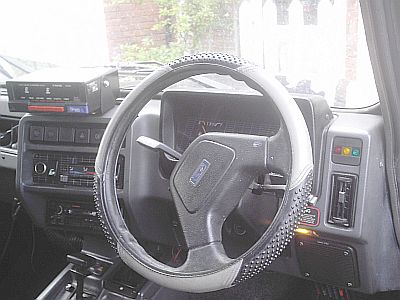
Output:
[{"xmin": 6, "ymin": 67, "xmax": 119, "ymax": 115}]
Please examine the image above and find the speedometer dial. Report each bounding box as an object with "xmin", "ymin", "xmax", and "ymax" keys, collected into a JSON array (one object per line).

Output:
[{"xmin": 175, "ymin": 117, "xmax": 278, "ymax": 153}]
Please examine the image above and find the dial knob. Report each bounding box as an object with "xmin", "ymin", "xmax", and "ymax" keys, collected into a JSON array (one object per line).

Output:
[
  {"xmin": 56, "ymin": 205, "xmax": 63, "ymax": 215},
  {"xmin": 34, "ymin": 162, "xmax": 47, "ymax": 175}
]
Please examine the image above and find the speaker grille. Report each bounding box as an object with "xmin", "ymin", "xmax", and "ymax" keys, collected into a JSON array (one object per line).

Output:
[{"xmin": 296, "ymin": 236, "xmax": 359, "ymax": 288}]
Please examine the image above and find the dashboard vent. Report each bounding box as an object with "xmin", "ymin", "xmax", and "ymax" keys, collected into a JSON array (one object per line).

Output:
[{"xmin": 328, "ymin": 174, "xmax": 358, "ymax": 228}]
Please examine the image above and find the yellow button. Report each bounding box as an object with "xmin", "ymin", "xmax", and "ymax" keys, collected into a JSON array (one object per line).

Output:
[{"xmin": 342, "ymin": 147, "xmax": 352, "ymax": 156}]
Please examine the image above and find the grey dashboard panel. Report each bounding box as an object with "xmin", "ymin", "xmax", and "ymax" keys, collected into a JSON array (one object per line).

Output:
[
  {"xmin": 320, "ymin": 114, "xmax": 385, "ymax": 239},
  {"xmin": 269, "ymin": 113, "xmax": 400, "ymax": 294},
  {"xmin": 318, "ymin": 113, "xmax": 400, "ymax": 292}
]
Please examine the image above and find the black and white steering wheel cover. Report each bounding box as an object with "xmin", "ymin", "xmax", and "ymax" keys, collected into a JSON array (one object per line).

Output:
[{"xmin": 94, "ymin": 53, "xmax": 313, "ymax": 293}]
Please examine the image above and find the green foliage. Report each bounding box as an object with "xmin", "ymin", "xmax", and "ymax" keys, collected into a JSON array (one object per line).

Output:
[
  {"xmin": 117, "ymin": 0, "xmax": 241, "ymax": 62},
  {"xmin": 119, "ymin": 39, "xmax": 184, "ymax": 63},
  {"xmin": 155, "ymin": 0, "xmax": 240, "ymax": 51}
]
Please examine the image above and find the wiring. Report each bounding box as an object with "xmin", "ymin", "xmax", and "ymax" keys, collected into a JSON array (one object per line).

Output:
[
  {"xmin": 171, "ymin": 247, "xmax": 182, "ymax": 264},
  {"xmin": 0, "ymin": 198, "xmax": 21, "ymax": 266},
  {"xmin": 30, "ymin": 222, "xmax": 36, "ymax": 273}
]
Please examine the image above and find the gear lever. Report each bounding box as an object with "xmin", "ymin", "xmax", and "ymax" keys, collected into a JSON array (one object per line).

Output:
[{"xmin": 67, "ymin": 253, "xmax": 95, "ymax": 300}]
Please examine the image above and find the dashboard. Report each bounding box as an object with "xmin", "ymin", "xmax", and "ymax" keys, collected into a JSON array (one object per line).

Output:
[{"xmin": 4, "ymin": 88, "xmax": 400, "ymax": 295}]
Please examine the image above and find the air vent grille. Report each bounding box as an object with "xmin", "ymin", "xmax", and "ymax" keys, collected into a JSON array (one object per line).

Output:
[{"xmin": 328, "ymin": 174, "xmax": 358, "ymax": 228}]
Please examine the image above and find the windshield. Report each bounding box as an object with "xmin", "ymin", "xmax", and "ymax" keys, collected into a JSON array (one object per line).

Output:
[{"xmin": 0, "ymin": 0, "xmax": 378, "ymax": 108}]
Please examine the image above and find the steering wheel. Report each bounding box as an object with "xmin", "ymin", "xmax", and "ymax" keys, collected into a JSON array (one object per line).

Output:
[{"xmin": 95, "ymin": 53, "xmax": 313, "ymax": 293}]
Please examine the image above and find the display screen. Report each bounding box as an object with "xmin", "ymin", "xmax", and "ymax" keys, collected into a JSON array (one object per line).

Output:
[{"xmin": 14, "ymin": 82, "xmax": 80, "ymax": 102}]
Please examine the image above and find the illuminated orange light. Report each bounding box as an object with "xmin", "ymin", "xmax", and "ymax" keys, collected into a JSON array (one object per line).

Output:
[{"xmin": 294, "ymin": 228, "xmax": 319, "ymax": 237}]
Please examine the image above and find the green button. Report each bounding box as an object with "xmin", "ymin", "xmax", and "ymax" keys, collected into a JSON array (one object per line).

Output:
[{"xmin": 352, "ymin": 148, "xmax": 361, "ymax": 157}]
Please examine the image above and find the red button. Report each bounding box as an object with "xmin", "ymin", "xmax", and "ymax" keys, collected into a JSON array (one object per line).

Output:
[
  {"xmin": 28, "ymin": 105, "xmax": 65, "ymax": 112},
  {"xmin": 334, "ymin": 146, "xmax": 342, "ymax": 154}
]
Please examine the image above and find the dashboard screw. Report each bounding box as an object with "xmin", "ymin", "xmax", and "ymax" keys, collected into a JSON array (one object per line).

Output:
[
  {"xmin": 304, "ymin": 272, "xmax": 310, "ymax": 277},
  {"xmin": 347, "ymin": 282, "xmax": 353, "ymax": 287},
  {"xmin": 343, "ymin": 251, "xmax": 349, "ymax": 256},
  {"xmin": 299, "ymin": 241, "xmax": 304, "ymax": 246}
]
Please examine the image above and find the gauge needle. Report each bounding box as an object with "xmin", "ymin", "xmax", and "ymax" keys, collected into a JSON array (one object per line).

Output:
[
  {"xmin": 198, "ymin": 123, "xmax": 207, "ymax": 136},
  {"xmin": 202, "ymin": 124, "xmax": 207, "ymax": 133}
]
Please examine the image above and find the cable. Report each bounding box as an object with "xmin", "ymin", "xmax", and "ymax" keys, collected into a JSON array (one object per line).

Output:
[
  {"xmin": 0, "ymin": 200, "xmax": 21, "ymax": 266},
  {"xmin": 30, "ymin": 222, "xmax": 36, "ymax": 273}
]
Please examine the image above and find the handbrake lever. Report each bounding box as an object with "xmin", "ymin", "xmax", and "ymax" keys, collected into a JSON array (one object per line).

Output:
[{"xmin": 136, "ymin": 136, "xmax": 182, "ymax": 160}]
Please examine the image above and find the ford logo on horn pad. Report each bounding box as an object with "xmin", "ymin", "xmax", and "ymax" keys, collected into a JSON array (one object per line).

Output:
[{"xmin": 190, "ymin": 159, "xmax": 210, "ymax": 186}]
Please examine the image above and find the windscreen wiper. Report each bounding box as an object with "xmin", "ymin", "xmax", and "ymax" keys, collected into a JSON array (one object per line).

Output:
[
  {"xmin": 0, "ymin": 55, "xmax": 32, "ymax": 74},
  {"xmin": 0, "ymin": 62, "xmax": 12, "ymax": 80}
]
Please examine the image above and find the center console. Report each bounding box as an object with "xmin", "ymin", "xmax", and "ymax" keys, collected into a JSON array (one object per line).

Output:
[
  {"xmin": 16, "ymin": 109, "xmax": 129, "ymax": 234},
  {"xmin": 17, "ymin": 110, "xmax": 147, "ymax": 299}
]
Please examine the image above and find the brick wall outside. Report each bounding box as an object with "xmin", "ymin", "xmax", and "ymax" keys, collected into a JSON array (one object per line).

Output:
[
  {"xmin": 103, "ymin": 0, "xmax": 166, "ymax": 60},
  {"xmin": 103, "ymin": 0, "xmax": 237, "ymax": 61}
]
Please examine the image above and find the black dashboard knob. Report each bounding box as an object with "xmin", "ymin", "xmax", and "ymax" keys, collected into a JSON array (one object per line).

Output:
[
  {"xmin": 56, "ymin": 205, "xmax": 63, "ymax": 215},
  {"xmin": 34, "ymin": 162, "xmax": 47, "ymax": 175}
]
